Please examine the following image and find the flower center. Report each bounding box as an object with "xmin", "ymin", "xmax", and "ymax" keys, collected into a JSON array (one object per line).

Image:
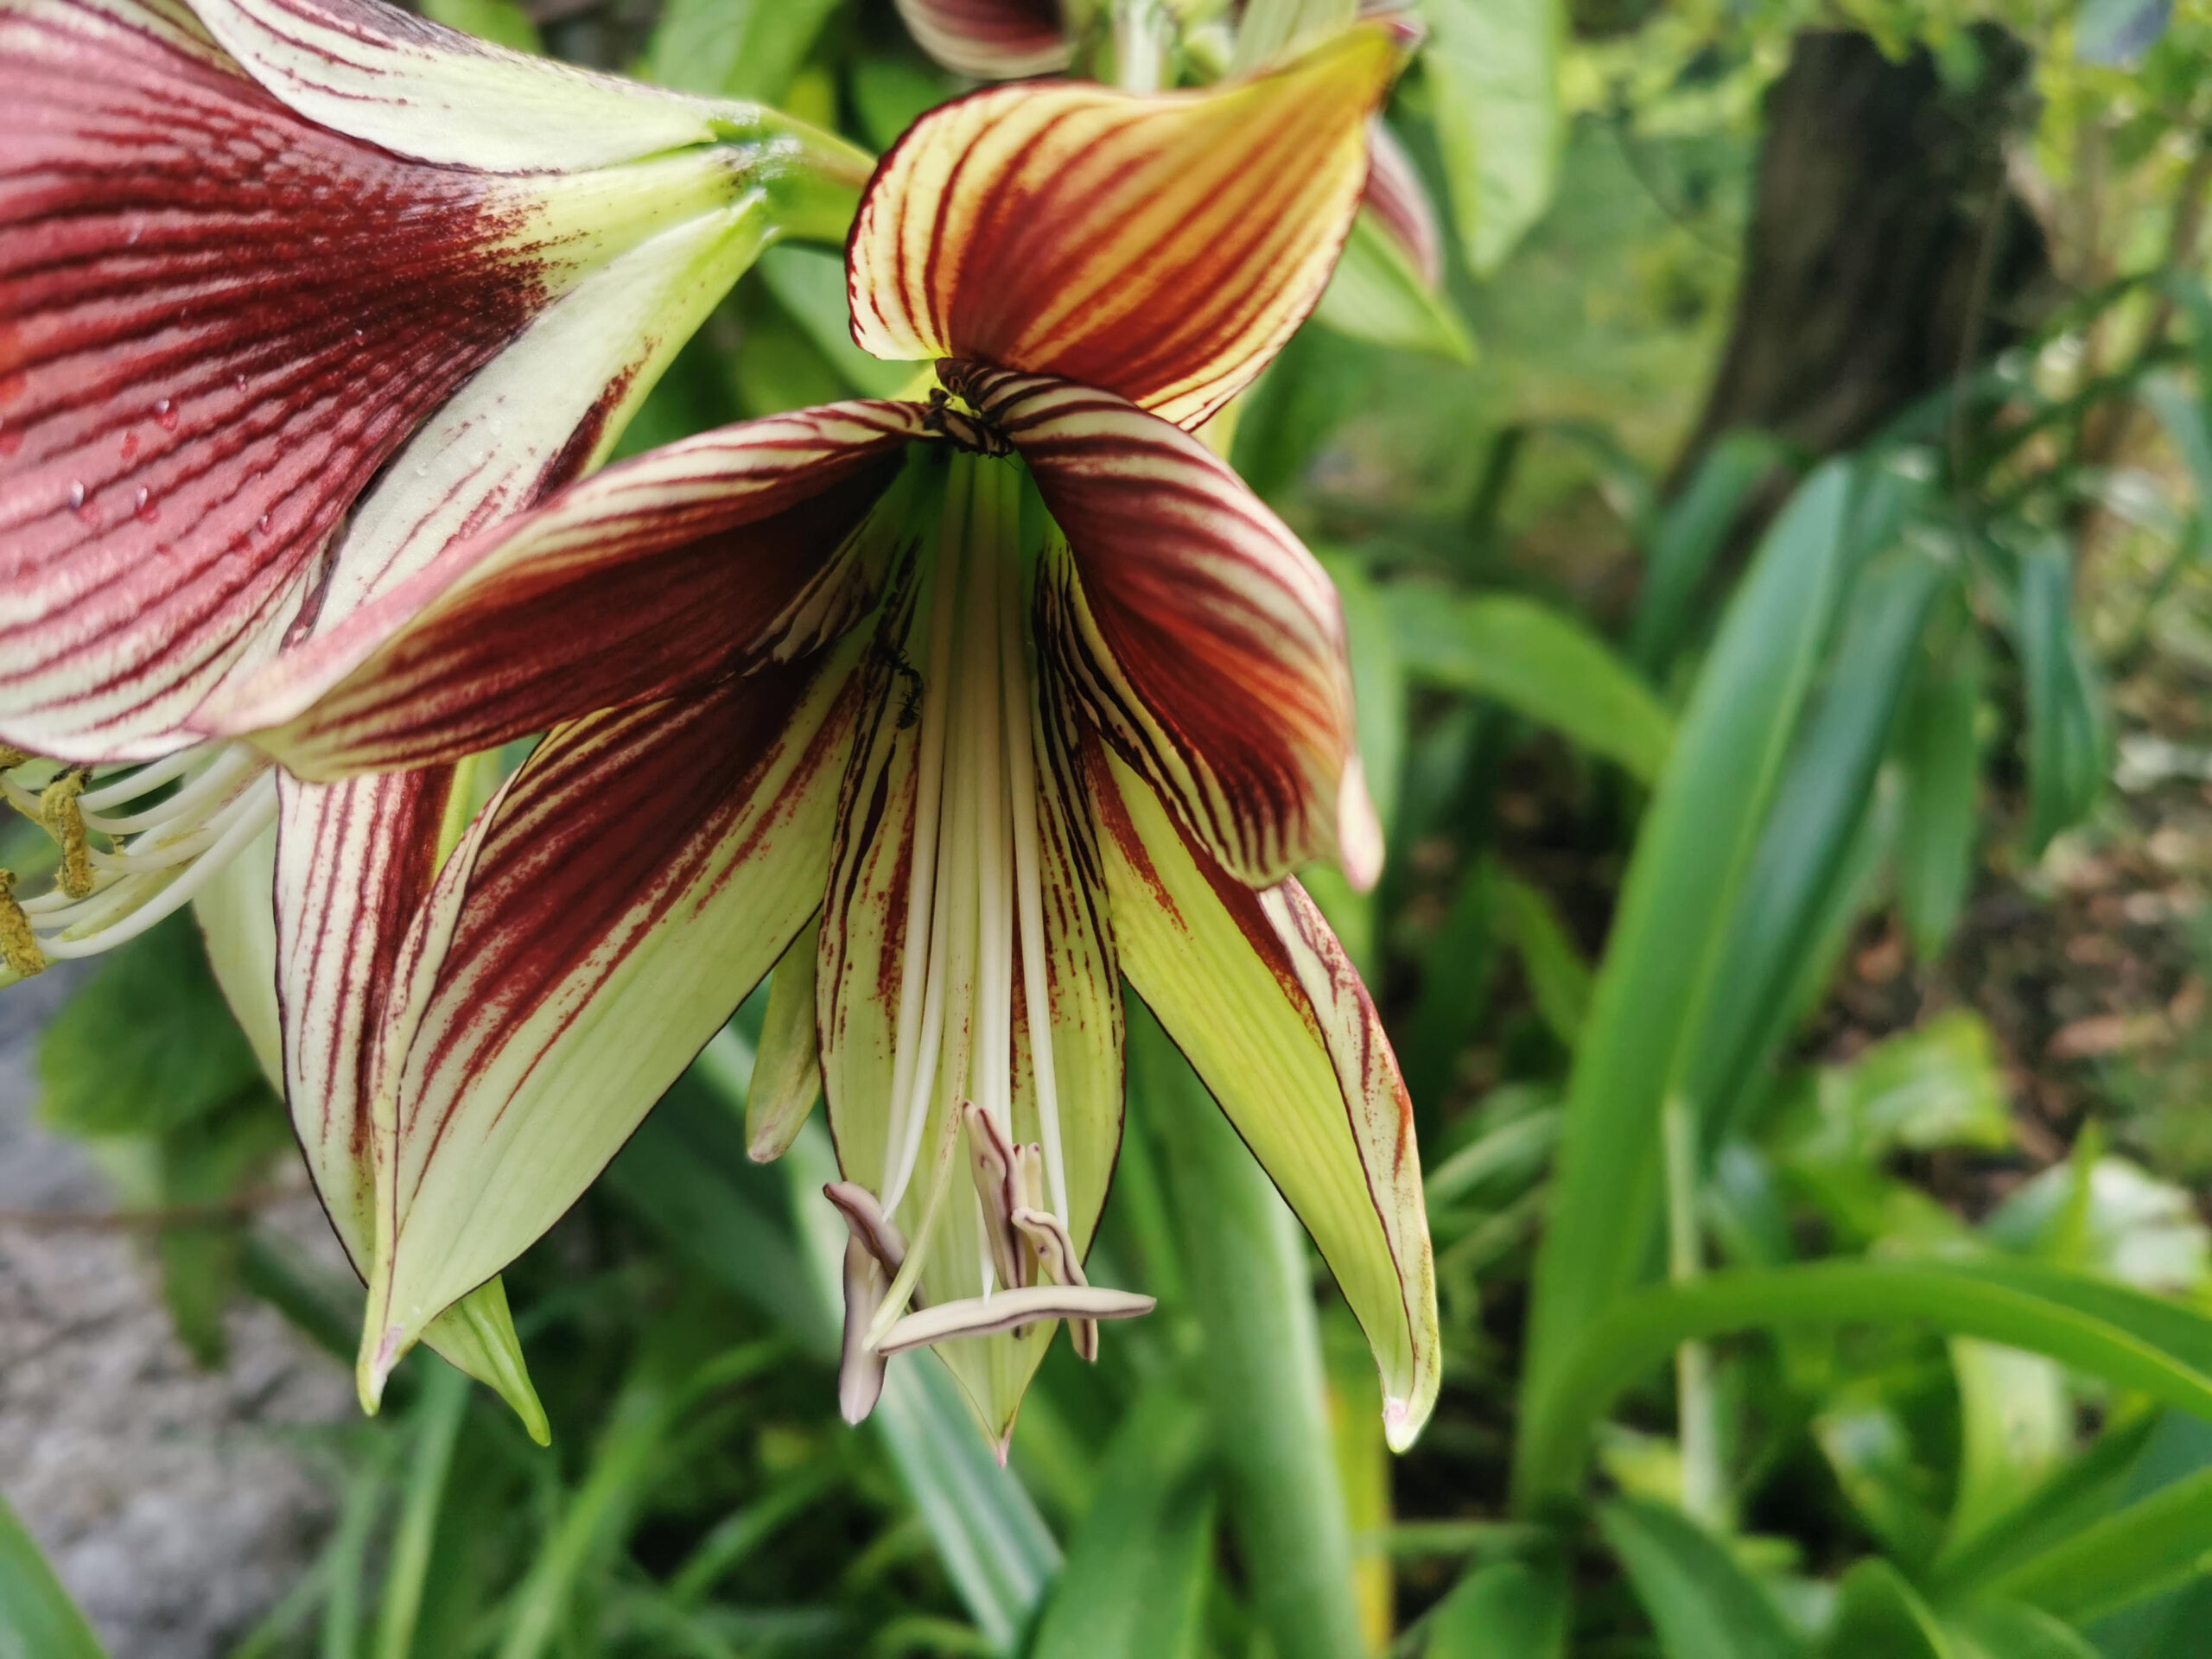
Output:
[{"xmin": 878, "ymin": 451, "xmax": 1071, "ymax": 1247}]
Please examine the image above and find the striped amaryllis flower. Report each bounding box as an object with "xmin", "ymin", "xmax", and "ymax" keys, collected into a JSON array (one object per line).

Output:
[
  {"xmin": 211, "ymin": 19, "xmax": 1440, "ymax": 1452},
  {"xmin": 0, "ymin": 0, "xmax": 865, "ymax": 1433}
]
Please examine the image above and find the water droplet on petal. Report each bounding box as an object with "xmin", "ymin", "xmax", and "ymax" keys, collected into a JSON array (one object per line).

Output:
[
  {"xmin": 67, "ymin": 480, "xmax": 85, "ymax": 512},
  {"xmin": 154, "ymin": 398, "xmax": 178, "ymax": 432},
  {"xmin": 257, "ymin": 513, "xmax": 271, "ymax": 535},
  {"xmin": 119, "ymin": 432, "xmax": 138, "ymax": 461},
  {"xmin": 234, "ymin": 372, "xmax": 249, "ymax": 393},
  {"xmin": 135, "ymin": 486, "xmax": 156, "ymax": 524}
]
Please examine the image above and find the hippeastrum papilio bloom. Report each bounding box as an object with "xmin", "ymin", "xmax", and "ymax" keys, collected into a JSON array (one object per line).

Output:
[
  {"xmin": 0, "ymin": 0, "xmax": 865, "ymax": 1433},
  {"xmin": 210, "ymin": 19, "xmax": 1441, "ymax": 1452}
]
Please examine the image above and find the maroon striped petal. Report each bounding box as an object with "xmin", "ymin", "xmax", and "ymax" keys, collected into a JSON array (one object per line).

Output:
[
  {"xmin": 1090, "ymin": 739, "xmax": 1439, "ymax": 1449},
  {"xmin": 0, "ymin": 0, "xmax": 574, "ymax": 757},
  {"xmin": 355, "ymin": 633, "xmax": 868, "ymax": 1398},
  {"xmin": 1363, "ymin": 117, "xmax": 1443, "ymax": 290},
  {"xmin": 847, "ymin": 21, "xmax": 1412, "ymax": 429},
  {"xmin": 210, "ymin": 402, "xmax": 933, "ymax": 778},
  {"xmin": 273, "ymin": 766, "xmax": 546, "ymax": 1433},
  {"xmin": 893, "ymin": 0, "xmax": 1069, "ymax": 79},
  {"xmin": 962, "ymin": 365, "xmax": 1380, "ymax": 891}
]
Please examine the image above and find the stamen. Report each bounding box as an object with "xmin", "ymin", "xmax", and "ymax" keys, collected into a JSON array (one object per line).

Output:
[
  {"xmin": 0, "ymin": 872, "xmax": 45, "ymax": 979},
  {"xmin": 963, "ymin": 1100, "xmax": 1025, "ymax": 1294},
  {"xmin": 999, "ymin": 498, "xmax": 1072, "ymax": 1224},
  {"xmin": 39, "ymin": 769, "xmax": 95, "ymax": 899},
  {"xmin": 0, "ymin": 748, "xmax": 30, "ymax": 773}
]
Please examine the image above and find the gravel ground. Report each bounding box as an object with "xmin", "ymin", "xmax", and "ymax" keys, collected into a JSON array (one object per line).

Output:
[{"xmin": 0, "ymin": 965, "xmax": 353, "ymax": 1659}]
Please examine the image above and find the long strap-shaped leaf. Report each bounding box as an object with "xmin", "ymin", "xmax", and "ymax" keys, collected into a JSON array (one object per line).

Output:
[
  {"xmin": 1514, "ymin": 463, "xmax": 1857, "ymax": 1502},
  {"xmin": 1518, "ymin": 1259, "xmax": 2212, "ymax": 1506}
]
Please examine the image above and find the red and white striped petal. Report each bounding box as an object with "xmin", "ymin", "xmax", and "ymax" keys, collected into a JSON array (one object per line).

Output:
[
  {"xmin": 847, "ymin": 20, "xmax": 1412, "ymax": 429},
  {"xmin": 187, "ymin": 0, "xmax": 869, "ymax": 177},
  {"xmin": 1363, "ymin": 116, "xmax": 1443, "ymax": 291},
  {"xmin": 967, "ymin": 366, "xmax": 1379, "ymax": 891},
  {"xmin": 211, "ymin": 402, "xmax": 933, "ymax": 777},
  {"xmin": 0, "ymin": 0, "xmax": 785, "ymax": 760},
  {"xmin": 273, "ymin": 769, "xmax": 547, "ymax": 1435},
  {"xmin": 1090, "ymin": 742, "xmax": 1439, "ymax": 1450},
  {"xmin": 893, "ymin": 0, "xmax": 1069, "ymax": 79},
  {"xmin": 355, "ymin": 635, "xmax": 869, "ymax": 1399}
]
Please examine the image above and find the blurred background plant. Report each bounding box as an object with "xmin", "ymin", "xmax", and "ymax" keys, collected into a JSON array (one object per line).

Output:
[{"xmin": 13, "ymin": 0, "xmax": 2212, "ymax": 1653}]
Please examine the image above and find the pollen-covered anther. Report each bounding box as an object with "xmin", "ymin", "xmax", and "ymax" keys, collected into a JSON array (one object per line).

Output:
[
  {"xmin": 0, "ymin": 873, "xmax": 46, "ymax": 980},
  {"xmin": 0, "ymin": 748, "xmax": 32, "ymax": 773},
  {"xmin": 39, "ymin": 769, "xmax": 96, "ymax": 899},
  {"xmin": 922, "ymin": 386, "xmax": 1013, "ymax": 458}
]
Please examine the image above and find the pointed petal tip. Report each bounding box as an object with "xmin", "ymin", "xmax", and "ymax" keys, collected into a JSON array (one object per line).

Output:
[
  {"xmin": 1383, "ymin": 1392, "xmax": 1427, "ymax": 1453},
  {"xmin": 357, "ymin": 1324, "xmax": 408, "ymax": 1414},
  {"xmin": 1338, "ymin": 755, "xmax": 1385, "ymax": 893}
]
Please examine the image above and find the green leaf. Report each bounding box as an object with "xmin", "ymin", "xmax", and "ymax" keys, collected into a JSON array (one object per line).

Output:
[
  {"xmin": 851, "ymin": 54, "xmax": 960, "ymax": 152},
  {"xmin": 642, "ymin": 0, "xmax": 838, "ymax": 103},
  {"xmin": 1947, "ymin": 1339, "xmax": 2070, "ymax": 1554},
  {"xmin": 417, "ymin": 0, "xmax": 540, "ymax": 51},
  {"xmin": 1981, "ymin": 1464, "xmax": 2212, "ymax": 1624},
  {"xmin": 1821, "ymin": 1559, "xmax": 1951, "ymax": 1659},
  {"xmin": 1928, "ymin": 1411, "xmax": 2159, "ymax": 1597},
  {"xmin": 1598, "ymin": 1499, "xmax": 1803, "ymax": 1659},
  {"xmin": 1784, "ymin": 1010, "xmax": 2013, "ymax": 1169},
  {"xmin": 1385, "ymin": 587, "xmax": 1674, "ymax": 784},
  {"xmin": 1030, "ymin": 1386, "xmax": 1216, "ymax": 1659},
  {"xmin": 1424, "ymin": 1560, "xmax": 1567, "ymax": 1659},
  {"xmin": 1985, "ymin": 1155, "xmax": 2211, "ymax": 1297},
  {"xmin": 0, "ymin": 1490, "xmax": 105, "ymax": 1659},
  {"xmin": 1423, "ymin": 0, "xmax": 1565, "ymax": 276},
  {"xmin": 1947, "ymin": 1603, "xmax": 2101, "ymax": 1659},
  {"xmin": 1519, "ymin": 1259, "xmax": 2212, "ymax": 1506},
  {"xmin": 1629, "ymin": 431, "xmax": 1790, "ymax": 676},
  {"xmin": 1313, "ymin": 210, "xmax": 1476, "ymax": 362},
  {"xmin": 41, "ymin": 912, "xmax": 270, "ymax": 1139},
  {"xmin": 2013, "ymin": 537, "xmax": 2108, "ymax": 854},
  {"xmin": 1406, "ymin": 859, "xmax": 1497, "ymax": 1122},
  {"xmin": 1894, "ymin": 617, "xmax": 1984, "ymax": 962},
  {"xmin": 1496, "ymin": 874, "xmax": 1591, "ymax": 1046},
  {"xmin": 1516, "ymin": 464, "xmax": 1857, "ymax": 1504},
  {"xmin": 1683, "ymin": 545, "xmax": 1949, "ymax": 1146},
  {"xmin": 756, "ymin": 245, "xmax": 918, "ymax": 401}
]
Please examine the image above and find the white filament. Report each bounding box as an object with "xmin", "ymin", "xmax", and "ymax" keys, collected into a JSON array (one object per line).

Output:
[{"xmin": 13, "ymin": 741, "xmax": 277, "ymax": 961}]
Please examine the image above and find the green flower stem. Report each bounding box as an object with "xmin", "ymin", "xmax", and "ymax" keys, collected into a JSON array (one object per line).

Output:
[{"xmin": 1138, "ymin": 1008, "xmax": 1366, "ymax": 1659}]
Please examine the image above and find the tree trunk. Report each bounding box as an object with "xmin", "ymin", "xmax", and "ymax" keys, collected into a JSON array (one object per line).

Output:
[{"xmin": 1675, "ymin": 26, "xmax": 2052, "ymax": 483}]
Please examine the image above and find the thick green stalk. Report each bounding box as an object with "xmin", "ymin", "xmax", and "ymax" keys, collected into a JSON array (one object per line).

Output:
[{"xmin": 1136, "ymin": 1008, "xmax": 1365, "ymax": 1659}]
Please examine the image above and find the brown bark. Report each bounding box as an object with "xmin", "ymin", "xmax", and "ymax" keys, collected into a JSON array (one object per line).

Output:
[{"xmin": 1675, "ymin": 26, "xmax": 2053, "ymax": 484}]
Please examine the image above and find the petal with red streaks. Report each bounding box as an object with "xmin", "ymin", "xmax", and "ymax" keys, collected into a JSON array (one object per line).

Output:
[
  {"xmin": 272, "ymin": 768, "xmax": 548, "ymax": 1437},
  {"xmin": 213, "ymin": 402, "xmax": 932, "ymax": 777},
  {"xmin": 1363, "ymin": 116, "xmax": 1443, "ymax": 290},
  {"xmin": 0, "ymin": 0, "xmax": 779, "ymax": 759},
  {"xmin": 1090, "ymin": 741, "xmax": 1438, "ymax": 1449},
  {"xmin": 354, "ymin": 632, "xmax": 868, "ymax": 1398},
  {"xmin": 847, "ymin": 20, "xmax": 1411, "ymax": 427},
  {"xmin": 893, "ymin": 0, "xmax": 1068, "ymax": 79},
  {"xmin": 968, "ymin": 366, "xmax": 1378, "ymax": 890}
]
